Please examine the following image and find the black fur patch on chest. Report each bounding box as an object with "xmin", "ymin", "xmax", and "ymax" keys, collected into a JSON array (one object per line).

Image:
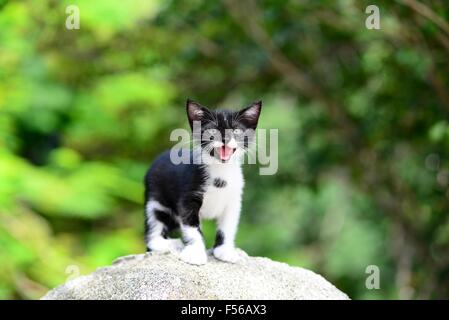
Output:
[{"xmin": 213, "ymin": 178, "xmax": 227, "ymax": 188}]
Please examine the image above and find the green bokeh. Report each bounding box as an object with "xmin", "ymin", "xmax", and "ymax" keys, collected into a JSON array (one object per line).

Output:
[{"xmin": 1, "ymin": 0, "xmax": 448, "ymax": 299}]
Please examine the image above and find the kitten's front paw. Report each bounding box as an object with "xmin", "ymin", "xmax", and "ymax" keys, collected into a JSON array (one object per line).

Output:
[
  {"xmin": 213, "ymin": 245, "xmax": 242, "ymax": 263},
  {"xmin": 179, "ymin": 245, "xmax": 207, "ymax": 265}
]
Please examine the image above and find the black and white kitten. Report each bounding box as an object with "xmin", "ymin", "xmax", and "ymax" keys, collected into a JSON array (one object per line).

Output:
[{"xmin": 143, "ymin": 99, "xmax": 262, "ymax": 265}]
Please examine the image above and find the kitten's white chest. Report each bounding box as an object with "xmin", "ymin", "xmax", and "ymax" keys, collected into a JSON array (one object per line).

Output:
[{"xmin": 199, "ymin": 164, "xmax": 244, "ymax": 220}]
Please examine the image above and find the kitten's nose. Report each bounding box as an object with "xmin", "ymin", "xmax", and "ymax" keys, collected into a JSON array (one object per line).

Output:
[
  {"xmin": 227, "ymin": 137, "xmax": 238, "ymax": 149},
  {"xmin": 222, "ymin": 134, "xmax": 231, "ymax": 145},
  {"xmin": 223, "ymin": 131, "xmax": 234, "ymax": 144}
]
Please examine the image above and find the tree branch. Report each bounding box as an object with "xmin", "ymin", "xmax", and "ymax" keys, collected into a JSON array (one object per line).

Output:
[
  {"xmin": 222, "ymin": 0, "xmax": 358, "ymax": 145},
  {"xmin": 397, "ymin": 0, "xmax": 449, "ymax": 37}
]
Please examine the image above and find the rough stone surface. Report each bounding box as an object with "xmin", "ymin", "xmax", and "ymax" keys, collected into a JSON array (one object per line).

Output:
[{"xmin": 42, "ymin": 250, "xmax": 349, "ymax": 300}]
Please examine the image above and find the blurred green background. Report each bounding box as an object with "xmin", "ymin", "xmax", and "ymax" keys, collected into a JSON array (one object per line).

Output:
[{"xmin": 1, "ymin": 0, "xmax": 449, "ymax": 299}]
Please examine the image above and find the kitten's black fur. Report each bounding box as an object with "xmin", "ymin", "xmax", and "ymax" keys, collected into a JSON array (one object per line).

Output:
[{"xmin": 144, "ymin": 150, "xmax": 206, "ymax": 240}]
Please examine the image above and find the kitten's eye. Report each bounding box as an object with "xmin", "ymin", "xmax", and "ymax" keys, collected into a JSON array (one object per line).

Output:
[
  {"xmin": 233, "ymin": 128, "xmax": 243, "ymax": 135},
  {"xmin": 207, "ymin": 129, "xmax": 218, "ymax": 135}
]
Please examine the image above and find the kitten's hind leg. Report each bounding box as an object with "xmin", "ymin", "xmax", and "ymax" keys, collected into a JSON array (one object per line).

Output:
[
  {"xmin": 145, "ymin": 200, "xmax": 183, "ymax": 253},
  {"xmin": 148, "ymin": 237, "xmax": 184, "ymax": 253}
]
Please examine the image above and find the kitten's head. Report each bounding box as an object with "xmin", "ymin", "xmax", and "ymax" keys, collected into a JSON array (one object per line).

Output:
[{"xmin": 186, "ymin": 99, "xmax": 262, "ymax": 164}]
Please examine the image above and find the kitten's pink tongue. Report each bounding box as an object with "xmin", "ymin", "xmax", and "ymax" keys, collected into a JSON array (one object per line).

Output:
[{"xmin": 219, "ymin": 146, "xmax": 234, "ymax": 161}]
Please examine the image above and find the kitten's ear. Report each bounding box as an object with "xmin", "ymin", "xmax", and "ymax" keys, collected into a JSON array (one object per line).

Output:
[
  {"xmin": 238, "ymin": 100, "xmax": 262, "ymax": 129},
  {"xmin": 186, "ymin": 99, "xmax": 210, "ymax": 129}
]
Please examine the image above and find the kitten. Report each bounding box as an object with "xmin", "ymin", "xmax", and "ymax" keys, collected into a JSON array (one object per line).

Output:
[{"xmin": 144, "ymin": 99, "xmax": 262, "ymax": 265}]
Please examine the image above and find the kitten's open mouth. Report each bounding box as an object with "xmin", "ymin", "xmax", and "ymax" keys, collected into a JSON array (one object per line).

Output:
[{"xmin": 215, "ymin": 146, "xmax": 236, "ymax": 162}]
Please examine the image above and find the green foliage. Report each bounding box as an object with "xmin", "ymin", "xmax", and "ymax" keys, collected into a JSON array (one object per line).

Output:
[{"xmin": 1, "ymin": 0, "xmax": 449, "ymax": 299}]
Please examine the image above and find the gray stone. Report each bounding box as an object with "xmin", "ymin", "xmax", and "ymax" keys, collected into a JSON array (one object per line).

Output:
[{"xmin": 41, "ymin": 250, "xmax": 349, "ymax": 300}]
